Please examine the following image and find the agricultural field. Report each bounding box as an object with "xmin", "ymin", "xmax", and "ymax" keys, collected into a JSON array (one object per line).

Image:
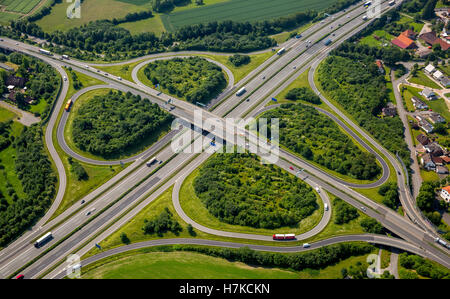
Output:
[
  {"xmin": 34, "ymin": 0, "xmax": 228, "ymax": 34},
  {"xmin": 0, "ymin": 0, "xmax": 42, "ymax": 14},
  {"xmin": 161, "ymin": 0, "xmax": 339, "ymax": 32}
]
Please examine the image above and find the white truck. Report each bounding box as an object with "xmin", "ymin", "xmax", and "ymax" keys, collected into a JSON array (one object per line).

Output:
[
  {"xmin": 39, "ymin": 48, "xmax": 51, "ymax": 56},
  {"xmin": 34, "ymin": 232, "xmax": 52, "ymax": 248},
  {"xmin": 277, "ymin": 48, "xmax": 286, "ymax": 55},
  {"xmin": 236, "ymin": 87, "xmax": 246, "ymax": 96}
]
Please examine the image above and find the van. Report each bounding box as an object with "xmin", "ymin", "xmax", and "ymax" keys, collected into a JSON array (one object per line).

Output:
[
  {"xmin": 324, "ymin": 203, "xmax": 329, "ymax": 211},
  {"xmin": 303, "ymin": 243, "xmax": 310, "ymax": 248}
]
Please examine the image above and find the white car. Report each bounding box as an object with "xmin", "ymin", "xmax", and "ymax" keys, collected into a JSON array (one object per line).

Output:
[
  {"xmin": 303, "ymin": 243, "xmax": 310, "ymax": 248},
  {"xmin": 63, "ymin": 76, "xmax": 67, "ymax": 81}
]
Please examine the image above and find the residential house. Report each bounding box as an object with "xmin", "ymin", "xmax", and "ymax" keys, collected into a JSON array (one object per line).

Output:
[
  {"xmin": 441, "ymin": 156, "xmax": 450, "ymax": 164},
  {"xmin": 428, "ymin": 113, "xmax": 446, "ymax": 124},
  {"xmin": 419, "ymin": 120, "xmax": 434, "ymax": 133},
  {"xmin": 424, "ymin": 64, "xmax": 436, "ymax": 74},
  {"xmin": 432, "ymin": 155, "xmax": 444, "ymax": 166},
  {"xmin": 382, "ymin": 102, "xmax": 396, "ymax": 117},
  {"xmin": 375, "ymin": 60, "xmax": 385, "ymax": 74},
  {"xmin": 411, "ymin": 96, "xmax": 428, "ymax": 109},
  {"xmin": 425, "ymin": 142, "xmax": 444, "ymax": 157},
  {"xmin": 392, "ymin": 33, "xmax": 417, "ymax": 49},
  {"xmin": 433, "ymin": 70, "xmax": 445, "ymax": 80},
  {"xmin": 440, "ymin": 76, "xmax": 450, "ymax": 88},
  {"xmin": 8, "ymin": 90, "xmax": 33, "ymax": 104},
  {"xmin": 5, "ymin": 76, "xmax": 26, "ymax": 88},
  {"xmin": 416, "ymin": 134, "xmax": 430, "ymax": 146},
  {"xmin": 420, "ymin": 31, "xmax": 450, "ymax": 51},
  {"xmin": 401, "ymin": 29, "xmax": 417, "ymax": 40},
  {"xmin": 421, "ymin": 88, "xmax": 437, "ymax": 100},
  {"xmin": 421, "ymin": 153, "xmax": 436, "ymax": 170},
  {"xmin": 440, "ymin": 186, "xmax": 450, "ymax": 202},
  {"xmin": 436, "ymin": 165, "xmax": 449, "ymax": 174},
  {"xmin": 417, "ymin": 48, "xmax": 432, "ymax": 58}
]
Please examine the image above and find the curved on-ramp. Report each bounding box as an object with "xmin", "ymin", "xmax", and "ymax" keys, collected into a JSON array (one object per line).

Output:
[{"xmin": 53, "ymin": 234, "xmax": 446, "ymax": 279}]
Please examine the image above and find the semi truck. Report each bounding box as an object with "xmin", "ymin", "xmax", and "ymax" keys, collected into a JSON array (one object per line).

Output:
[
  {"xmin": 39, "ymin": 48, "xmax": 51, "ymax": 56},
  {"xmin": 388, "ymin": 0, "xmax": 395, "ymax": 5},
  {"xmin": 146, "ymin": 157, "xmax": 157, "ymax": 167},
  {"xmin": 236, "ymin": 87, "xmax": 246, "ymax": 96},
  {"xmin": 273, "ymin": 234, "xmax": 295, "ymax": 240},
  {"xmin": 34, "ymin": 232, "xmax": 52, "ymax": 248}
]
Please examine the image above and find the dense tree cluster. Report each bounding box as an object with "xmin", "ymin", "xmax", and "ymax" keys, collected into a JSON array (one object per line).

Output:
[
  {"xmin": 318, "ymin": 44, "xmax": 410, "ymax": 167},
  {"xmin": 285, "ymin": 87, "xmax": 321, "ymax": 104},
  {"xmin": 143, "ymin": 57, "xmax": 226, "ymax": 104},
  {"xmin": 261, "ymin": 103, "xmax": 381, "ymax": 180},
  {"xmin": 68, "ymin": 156, "xmax": 88, "ymax": 181},
  {"xmin": 193, "ymin": 153, "xmax": 318, "ymax": 229},
  {"xmin": 333, "ymin": 198, "xmax": 359, "ymax": 225},
  {"xmin": 360, "ymin": 218, "xmax": 384, "ymax": 234},
  {"xmin": 152, "ymin": 0, "xmax": 190, "ymax": 13},
  {"xmin": 228, "ymin": 54, "xmax": 250, "ymax": 67},
  {"xmin": 399, "ymin": 253, "xmax": 450, "ymax": 279},
  {"xmin": 72, "ymin": 90, "xmax": 173, "ymax": 157},
  {"xmin": 5, "ymin": 52, "xmax": 60, "ymax": 119},
  {"xmin": 0, "ymin": 126, "xmax": 56, "ymax": 246},
  {"xmin": 0, "ymin": 121, "xmax": 12, "ymax": 151},
  {"xmin": 111, "ymin": 10, "xmax": 153, "ymax": 25},
  {"xmin": 416, "ymin": 181, "xmax": 445, "ymax": 226},
  {"xmin": 27, "ymin": 0, "xmax": 62, "ymax": 22},
  {"xmin": 142, "ymin": 207, "xmax": 182, "ymax": 237},
  {"xmin": 175, "ymin": 242, "xmax": 374, "ymax": 272},
  {"xmin": 378, "ymin": 182, "xmax": 399, "ymax": 209}
]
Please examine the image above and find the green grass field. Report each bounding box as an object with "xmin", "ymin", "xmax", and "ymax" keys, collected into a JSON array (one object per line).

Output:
[
  {"xmin": 359, "ymin": 30, "xmax": 395, "ymax": 48},
  {"xmin": 0, "ymin": 106, "xmax": 17, "ymax": 123},
  {"xmin": 0, "ymin": 121, "xmax": 26, "ymax": 205},
  {"xmin": 408, "ymin": 71, "xmax": 443, "ymax": 90},
  {"xmin": 81, "ymin": 251, "xmax": 300, "ymax": 279},
  {"xmin": 427, "ymin": 98, "xmax": 450, "ymax": 123},
  {"xmin": 0, "ymin": 11, "xmax": 21, "ymax": 25},
  {"xmin": 35, "ymin": 0, "xmax": 228, "ymax": 34},
  {"xmin": 401, "ymin": 85, "xmax": 424, "ymax": 112},
  {"xmin": 161, "ymin": 0, "xmax": 339, "ymax": 32}
]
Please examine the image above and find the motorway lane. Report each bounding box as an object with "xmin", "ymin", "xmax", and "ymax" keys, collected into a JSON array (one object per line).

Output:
[{"xmin": 51, "ymin": 234, "xmax": 441, "ymax": 279}]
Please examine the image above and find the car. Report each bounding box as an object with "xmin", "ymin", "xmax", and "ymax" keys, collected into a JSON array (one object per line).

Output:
[
  {"xmin": 117, "ymin": 76, "xmax": 122, "ymax": 80},
  {"xmin": 262, "ymin": 76, "xmax": 265, "ymax": 79},
  {"xmin": 0, "ymin": 38, "xmax": 3, "ymax": 41},
  {"xmin": 347, "ymin": 15, "xmax": 350, "ymax": 18},
  {"xmin": 16, "ymin": 274, "xmax": 24, "ymax": 279},
  {"xmin": 85, "ymin": 65, "xmax": 89, "ymax": 68},
  {"xmin": 361, "ymin": 207, "xmax": 367, "ymax": 212},
  {"xmin": 293, "ymin": 66, "xmax": 296, "ymax": 69},
  {"xmin": 86, "ymin": 211, "xmax": 91, "ymax": 216},
  {"xmin": 63, "ymin": 76, "xmax": 67, "ymax": 81},
  {"xmin": 332, "ymin": 33, "xmax": 335, "ymax": 36},
  {"xmin": 81, "ymin": 200, "xmax": 85, "ymax": 204},
  {"xmin": 246, "ymin": 98, "xmax": 250, "ymax": 102},
  {"xmin": 289, "ymin": 166, "xmax": 294, "ymax": 170},
  {"xmin": 15, "ymin": 42, "xmax": 19, "ymax": 45},
  {"xmin": 159, "ymin": 160, "xmax": 163, "ymax": 164},
  {"xmin": 302, "ymin": 243, "xmax": 310, "ymax": 248},
  {"xmin": 105, "ymin": 73, "xmax": 109, "ymax": 76},
  {"xmin": 97, "ymin": 70, "xmax": 100, "ymax": 72},
  {"xmin": 397, "ymin": 171, "xmax": 401, "ymax": 175}
]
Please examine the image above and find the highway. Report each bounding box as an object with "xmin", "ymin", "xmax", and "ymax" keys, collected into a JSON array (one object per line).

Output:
[{"xmin": 0, "ymin": 0, "xmax": 448, "ymax": 279}]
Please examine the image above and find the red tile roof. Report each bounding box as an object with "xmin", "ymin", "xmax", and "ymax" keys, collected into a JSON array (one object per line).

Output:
[
  {"xmin": 419, "ymin": 31, "xmax": 450, "ymax": 51},
  {"xmin": 392, "ymin": 34, "xmax": 417, "ymax": 49}
]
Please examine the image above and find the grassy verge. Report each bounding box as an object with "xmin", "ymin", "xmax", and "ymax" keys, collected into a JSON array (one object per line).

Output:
[
  {"xmin": 0, "ymin": 106, "xmax": 17, "ymax": 123},
  {"xmin": 270, "ymin": 22, "xmax": 315, "ymax": 44},
  {"xmin": 80, "ymin": 244, "xmax": 375, "ymax": 279},
  {"xmin": 408, "ymin": 71, "xmax": 442, "ymax": 90}
]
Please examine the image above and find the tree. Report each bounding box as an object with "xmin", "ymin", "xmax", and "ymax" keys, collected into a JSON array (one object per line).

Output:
[
  {"xmin": 187, "ymin": 224, "xmax": 196, "ymax": 236},
  {"xmin": 360, "ymin": 218, "xmax": 384, "ymax": 234},
  {"xmin": 422, "ymin": 0, "xmax": 437, "ymax": 20},
  {"xmin": 120, "ymin": 232, "xmax": 130, "ymax": 244}
]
